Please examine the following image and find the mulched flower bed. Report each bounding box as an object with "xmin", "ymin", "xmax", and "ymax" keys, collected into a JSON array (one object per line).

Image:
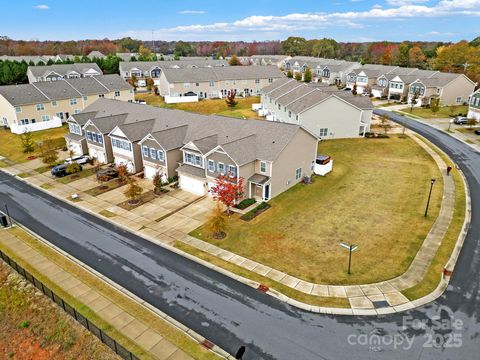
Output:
[
  {"xmin": 117, "ymin": 190, "xmax": 157, "ymax": 210},
  {"xmin": 85, "ymin": 179, "xmax": 126, "ymax": 196}
]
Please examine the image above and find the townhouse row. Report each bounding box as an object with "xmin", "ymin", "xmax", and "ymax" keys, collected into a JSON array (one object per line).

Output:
[
  {"xmin": 0, "ymin": 75, "xmax": 134, "ymax": 134},
  {"xmin": 27, "ymin": 63, "xmax": 103, "ymax": 83},
  {"xmin": 158, "ymin": 66, "xmax": 284, "ymax": 100},
  {"xmin": 345, "ymin": 64, "xmax": 476, "ymax": 107},
  {"xmin": 119, "ymin": 59, "xmax": 229, "ymax": 87},
  {"xmin": 66, "ymin": 98, "xmax": 318, "ymax": 201},
  {"xmin": 260, "ymin": 79, "xmax": 373, "ymax": 139}
]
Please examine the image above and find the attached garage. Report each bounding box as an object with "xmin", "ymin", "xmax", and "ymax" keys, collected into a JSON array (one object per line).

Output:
[
  {"xmin": 144, "ymin": 164, "xmax": 167, "ymax": 181},
  {"xmin": 115, "ymin": 156, "xmax": 135, "ymax": 173},
  {"xmin": 179, "ymin": 175, "xmax": 206, "ymax": 196},
  {"xmin": 88, "ymin": 147, "xmax": 106, "ymax": 164}
]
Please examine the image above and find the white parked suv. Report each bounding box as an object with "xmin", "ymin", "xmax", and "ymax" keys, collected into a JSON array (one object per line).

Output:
[{"xmin": 64, "ymin": 155, "xmax": 91, "ymax": 165}]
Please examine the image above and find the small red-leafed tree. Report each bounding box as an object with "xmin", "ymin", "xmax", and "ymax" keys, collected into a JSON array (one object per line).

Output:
[
  {"xmin": 225, "ymin": 89, "xmax": 238, "ymax": 107},
  {"xmin": 209, "ymin": 173, "xmax": 244, "ymax": 215}
]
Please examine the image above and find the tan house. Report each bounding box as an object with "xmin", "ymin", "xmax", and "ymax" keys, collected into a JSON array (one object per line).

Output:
[
  {"xmin": 27, "ymin": 63, "xmax": 102, "ymax": 83},
  {"xmin": 158, "ymin": 65, "xmax": 284, "ymax": 102},
  {"xmin": 260, "ymin": 79, "xmax": 373, "ymax": 139},
  {"xmin": 0, "ymin": 74, "xmax": 133, "ymax": 134},
  {"xmin": 70, "ymin": 98, "xmax": 318, "ymax": 201},
  {"xmin": 407, "ymin": 73, "xmax": 476, "ymax": 107}
]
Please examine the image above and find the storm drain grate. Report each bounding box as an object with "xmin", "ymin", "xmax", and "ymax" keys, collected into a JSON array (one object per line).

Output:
[{"xmin": 372, "ymin": 300, "xmax": 390, "ymax": 309}]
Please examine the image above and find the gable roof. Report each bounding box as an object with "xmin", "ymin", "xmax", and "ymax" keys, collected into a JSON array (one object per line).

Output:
[
  {"xmin": 79, "ymin": 98, "xmax": 316, "ymax": 164},
  {"xmin": 161, "ymin": 65, "xmax": 284, "ymax": 83},
  {"xmin": 28, "ymin": 63, "xmax": 102, "ymax": 79},
  {"xmin": 119, "ymin": 59, "xmax": 228, "ymax": 73}
]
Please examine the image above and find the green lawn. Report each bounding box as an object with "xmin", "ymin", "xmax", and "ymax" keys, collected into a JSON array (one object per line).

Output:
[
  {"xmin": 56, "ymin": 167, "xmax": 97, "ymax": 184},
  {"xmin": 0, "ymin": 125, "xmax": 67, "ymax": 164},
  {"xmin": 399, "ymin": 105, "xmax": 468, "ymax": 119},
  {"xmin": 191, "ymin": 136, "xmax": 444, "ymax": 285},
  {"xmin": 135, "ymin": 93, "xmax": 263, "ymax": 119}
]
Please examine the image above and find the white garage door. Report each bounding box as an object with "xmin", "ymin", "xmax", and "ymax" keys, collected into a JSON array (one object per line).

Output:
[
  {"xmin": 179, "ymin": 175, "xmax": 205, "ymax": 196},
  {"xmin": 115, "ymin": 157, "xmax": 135, "ymax": 173},
  {"xmin": 144, "ymin": 165, "xmax": 157, "ymax": 179},
  {"xmin": 89, "ymin": 148, "xmax": 106, "ymax": 164},
  {"xmin": 69, "ymin": 142, "xmax": 83, "ymax": 156}
]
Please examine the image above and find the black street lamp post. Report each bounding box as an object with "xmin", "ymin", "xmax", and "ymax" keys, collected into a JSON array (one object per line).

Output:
[{"xmin": 424, "ymin": 178, "xmax": 436, "ymax": 217}]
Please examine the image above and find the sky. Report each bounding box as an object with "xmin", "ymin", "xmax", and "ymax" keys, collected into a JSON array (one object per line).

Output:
[{"xmin": 1, "ymin": 0, "xmax": 479, "ymax": 42}]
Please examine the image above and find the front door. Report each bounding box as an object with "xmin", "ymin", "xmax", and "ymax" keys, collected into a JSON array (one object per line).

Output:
[{"xmin": 264, "ymin": 184, "xmax": 270, "ymax": 201}]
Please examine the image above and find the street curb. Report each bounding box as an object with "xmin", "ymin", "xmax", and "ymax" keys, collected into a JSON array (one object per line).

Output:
[{"xmin": 0, "ymin": 130, "xmax": 471, "ymax": 318}]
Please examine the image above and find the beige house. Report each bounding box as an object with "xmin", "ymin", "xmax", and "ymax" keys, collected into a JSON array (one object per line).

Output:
[
  {"xmin": 27, "ymin": 63, "xmax": 102, "ymax": 83},
  {"xmin": 159, "ymin": 66, "xmax": 284, "ymax": 101},
  {"xmin": 261, "ymin": 79, "xmax": 373, "ymax": 139},
  {"xmin": 70, "ymin": 98, "xmax": 318, "ymax": 201},
  {"xmin": 0, "ymin": 75, "xmax": 133, "ymax": 134},
  {"xmin": 407, "ymin": 73, "xmax": 476, "ymax": 107}
]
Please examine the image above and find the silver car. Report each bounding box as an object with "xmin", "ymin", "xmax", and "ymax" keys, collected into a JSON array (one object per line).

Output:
[{"xmin": 64, "ymin": 155, "xmax": 91, "ymax": 165}]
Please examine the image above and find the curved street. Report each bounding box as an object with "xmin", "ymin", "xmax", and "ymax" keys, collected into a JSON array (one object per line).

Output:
[{"xmin": 0, "ymin": 110, "xmax": 479, "ymax": 360}]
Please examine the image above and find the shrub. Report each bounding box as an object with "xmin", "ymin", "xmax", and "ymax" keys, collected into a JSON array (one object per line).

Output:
[
  {"xmin": 18, "ymin": 320, "xmax": 30, "ymax": 329},
  {"xmin": 235, "ymin": 198, "xmax": 256, "ymax": 209},
  {"xmin": 66, "ymin": 162, "xmax": 81, "ymax": 174}
]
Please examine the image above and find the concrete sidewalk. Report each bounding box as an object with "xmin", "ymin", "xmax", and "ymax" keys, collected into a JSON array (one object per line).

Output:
[{"xmin": 0, "ymin": 228, "xmax": 197, "ymax": 360}]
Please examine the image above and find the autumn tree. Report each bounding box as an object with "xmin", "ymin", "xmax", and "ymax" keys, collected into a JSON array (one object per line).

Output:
[
  {"xmin": 379, "ymin": 114, "xmax": 392, "ymax": 135},
  {"xmin": 225, "ymin": 89, "xmax": 238, "ymax": 107},
  {"xmin": 467, "ymin": 118, "xmax": 478, "ymax": 128},
  {"xmin": 281, "ymin": 37, "xmax": 307, "ymax": 56},
  {"xmin": 116, "ymin": 163, "xmax": 129, "ymax": 183},
  {"xmin": 410, "ymin": 89, "xmax": 420, "ymax": 112},
  {"xmin": 294, "ymin": 72, "xmax": 302, "ymax": 81},
  {"xmin": 138, "ymin": 45, "xmax": 153, "ymax": 61},
  {"xmin": 409, "ymin": 46, "xmax": 426, "ymax": 68},
  {"xmin": 209, "ymin": 174, "xmax": 244, "ymax": 214},
  {"xmin": 207, "ymin": 203, "xmax": 228, "ymax": 239},
  {"xmin": 19, "ymin": 130, "xmax": 35, "ymax": 153},
  {"xmin": 128, "ymin": 74, "xmax": 137, "ymax": 89},
  {"xmin": 38, "ymin": 138, "xmax": 58, "ymax": 166},
  {"xmin": 146, "ymin": 77, "xmax": 154, "ymax": 91},
  {"xmin": 287, "ymin": 70, "xmax": 293, "ymax": 78},
  {"xmin": 352, "ymin": 84, "xmax": 357, "ymax": 96},
  {"xmin": 124, "ymin": 176, "xmax": 143, "ymax": 204},
  {"xmin": 303, "ymin": 67, "xmax": 312, "ymax": 83},
  {"xmin": 66, "ymin": 162, "xmax": 81, "ymax": 174},
  {"xmin": 228, "ymin": 55, "xmax": 241, "ymax": 66}
]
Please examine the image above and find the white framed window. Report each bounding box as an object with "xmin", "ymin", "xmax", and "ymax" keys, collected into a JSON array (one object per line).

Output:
[
  {"xmin": 255, "ymin": 79, "xmax": 260, "ymax": 84},
  {"xmin": 112, "ymin": 138, "xmax": 132, "ymax": 151},
  {"xmin": 15, "ymin": 106, "xmax": 21, "ymax": 113},
  {"xmin": 185, "ymin": 152, "xmax": 202, "ymax": 167},
  {"xmin": 36, "ymin": 103, "xmax": 45, "ymax": 111},
  {"xmin": 41, "ymin": 115, "xmax": 50, "ymax": 121},
  {"xmin": 157, "ymin": 150, "xmax": 165, "ymax": 161},
  {"xmin": 142, "ymin": 146, "xmax": 149, "ymax": 157},
  {"xmin": 83, "ymin": 96, "xmax": 88, "ymax": 101},
  {"xmin": 183, "ymin": 82, "xmax": 190, "ymax": 88},
  {"xmin": 51, "ymin": 100, "xmax": 57, "ymax": 107},
  {"xmin": 217, "ymin": 162, "xmax": 225, "ymax": 174},
  {"xmin": 86, "ymin": 131, "xmax": 92, "ymax": 141},
  {"xmin": 208, "ymin": 159, "xmax": 215, "ymax": 172},
  {"xmin": 209, "ymin": 81, "xmax": 215, "ymax": 87},
  {"xmin": 295, "ymin": 167, "xmax": 302, "ymax": 180},
  {"xmin": 228, "ymin": 165, "xmax": 236, "ymax": 177},
  {"xmin": 260, "ymin": 161, "xmax": 266, "ymax": 173},
  {"xmin": 268, "ymin": 78, "xmax": 273, "ymax": 83},
  {"xmin": 97, "ymin": 134, "xmax": 103, "ymax": 144},
  {"xmin": 456, "ymin": 96, "xmax": 462, "ymax": 104},
  {"xmin": 20, "ymin": 119, "xmax": 29, "ymax": 125},
  {"xmin": 319, "ymin": 128, "xmax": 328, "ymax": 137},
  {"xmin": 115, "ymin": 91, "xmax": 120, "ymax": 97},
  {"xmin": 149, "ymin": 148, "xmax": 157, "ymax": 159},
  {"xmin": 74, "ymin": 109, "xmax": 81, "ymax": 114},
  {"xmin": 70, "ymin": 98, "xmax": 77, "ymax": 105}
]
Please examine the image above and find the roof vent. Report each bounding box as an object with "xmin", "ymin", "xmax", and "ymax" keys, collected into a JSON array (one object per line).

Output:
[{"xmin": 272, "ymin": 140, "xmax": 276, "ymax": 143}]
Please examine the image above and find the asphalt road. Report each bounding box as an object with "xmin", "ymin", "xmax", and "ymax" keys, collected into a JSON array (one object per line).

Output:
[{"xmin": 0, "ymin": 110, "xmax": 479, "ymax": 359}]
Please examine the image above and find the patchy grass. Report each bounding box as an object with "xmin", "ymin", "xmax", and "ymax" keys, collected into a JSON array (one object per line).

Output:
[
  {"xmin": 56, "ymin": 167, "xmax": 97, "ymax": 184},
  {"xmin": 17, "ymin": 172, "xmax": 31, "ymax": 178},
  {"xmin": 0, "ymin": 125, "xmax": 67, "ymax": 164},
  {"xmin": 402, "ymin": 137, "xmax": 466, "ymax": 300},
  {"xmin": 86, "ymin": 179, "xmax": 126, "ymax": 196},
  {"xmin": 2, "ymin": 227, "xmax": 220, "ymax": 360},
  {"xmin": 117, "ymin": 190, "xmax": 157, "ymax": 210},
  {"xmin": 40, "ymin": 183, "xmax": 54, "ymax": 190},
  {"xmin": 399, "ymin": 105, "xmax": 468, "ymax": 119},
  {"xmin": 34, "ymin": 163, "xmax": 61, "ymax": 174},
  {"xmin": 375, "ymin": 102, "xmax": 404, "ymax": 108},
  {"xmin": 135, "ymin": 93, "xmax": 263, "ymax": 119},
  {"xmin": 0, "ymin": 262, "xmax": 119, "ymax": 360},
  {"xmin": 174, "ymin": 241, "xmax": 350, "ymax": 308},
  {"xmin": 455, "ymin": 126, "xmax": 480, "ymax": 134},
  {"xmin": 191, "ymin": 136, "xmax": 443, "ymax": 285},
  {"xmin": 99, "ymin": 209, "xmax": 116, "ymax": 218}
]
